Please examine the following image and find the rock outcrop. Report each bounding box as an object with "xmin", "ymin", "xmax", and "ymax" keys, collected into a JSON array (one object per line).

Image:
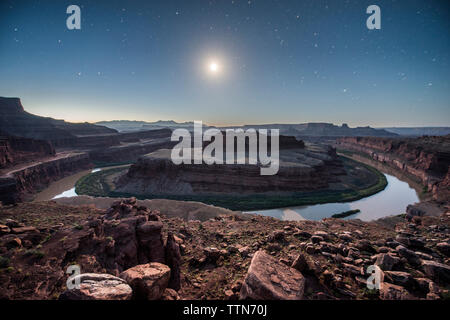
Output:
[
  {"xmin": 337, "ymin": 135, "xmax": 450, "ymax": 211},
  {"xmin": 0, "ymin": 152, "xmax": 92, "ymax": 204},
  {"xmin": 119, "ymin": 263, "xmax": 171, "ymax": 300},
  {"xmin": 115, "ymin": 142, "xmax": 346, "ymax": 196},
  {"xmin": 240, "ymin": 250, "xmax": 306, "ymax": 300},
  {"xmin": 1, "ymin": 199, "xmax": 449, "ymax": 300},
  {"xmin": 0, "ymin": 133, "xmax": 55, "ymax": 169},
  {"xmin": 59, "ymin": 273, "xmax": 133, "ymax": 300}
]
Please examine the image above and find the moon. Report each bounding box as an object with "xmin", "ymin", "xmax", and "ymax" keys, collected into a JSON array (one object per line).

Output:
[{"xmin": 208, "ymin": 61, "xmax": 220, "ymax": 74}]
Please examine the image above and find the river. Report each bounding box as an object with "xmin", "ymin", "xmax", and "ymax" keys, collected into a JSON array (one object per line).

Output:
[
  {"xmin": 35, "ymin": 165, "xmax": 419, "ymax": 222},
  {"xmin": 33, "ymin": 168, "xmax": 102, "ymax": 201},
  {"xmin": 245, "ymin": 173, "xmax": 420, "ymax": 222}
]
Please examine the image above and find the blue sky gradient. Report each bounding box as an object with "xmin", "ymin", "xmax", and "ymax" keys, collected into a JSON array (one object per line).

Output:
[{"xmin": 0, "ymin": 0, "xmax": 449, "ymax": 126}]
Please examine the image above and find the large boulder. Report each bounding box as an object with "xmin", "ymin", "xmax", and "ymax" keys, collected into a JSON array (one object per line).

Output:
[
  {"xmin": 396, "ymin": 245, "xmax": 420, "ymax": 266},
  {"xmin": 383, "ymin": 271, "xmax": 414, "ymax": 289},
  {"xmin": 119, "ymin": 262, "xmax": 170, "ymax": 300},
  {"xmin": 421, "ymin": 260, "xmax": 450, "ymax": 285},
  {"xmin": 379, "ymin": 282, "xmax": 413, "ymax": 300},
  {"xmin": 240, "ymin": 250, "xmax": 305, "ymax": 300},
  {"xmin": 59, "ymin": 273, "xmax": 132, "ymax": 300},
  {"xmin": 375, "ymin": 253, "xmax": 401, "ymax": 271}
]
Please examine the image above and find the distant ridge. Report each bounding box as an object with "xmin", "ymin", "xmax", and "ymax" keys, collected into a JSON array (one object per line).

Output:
[
  {"xmin": 381, "ymin": 127, "xmax": 450, "ymax": 137},
  {"xmin": 96, "ymin": 119, "xmax": 397, "ymax": 137},
  {"xmin": 0, "ymin": 97, "xmax": 117, "ymax": 141}
]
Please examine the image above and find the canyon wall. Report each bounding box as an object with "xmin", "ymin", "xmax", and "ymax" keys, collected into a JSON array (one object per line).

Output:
[
  {"xmin": 0, "ymin": 152, "xmax": 92, "ymax": 204},
  {"xmin": 336, "ymin": 136, "xmax": 450, "ymax": 204},
  {"xmin": 115, "ymin": 143, "xmax": 345, "ymax": 195},
  {"xmin": 0, "ymin": 133, "xmax": 55, "ymax": 168}
]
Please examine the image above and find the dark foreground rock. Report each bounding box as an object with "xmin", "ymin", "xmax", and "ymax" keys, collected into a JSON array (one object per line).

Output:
[
  {"xmin": 240, "ymin": 250, "xmax": 305, "ymax": 300},
  {"xmin": 0, "ymin": 199, "xmax": 449, "ymax": 300}
]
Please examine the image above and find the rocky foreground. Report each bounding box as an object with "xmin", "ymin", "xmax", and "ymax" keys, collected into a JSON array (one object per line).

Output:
[{"xmin": 0, "ymin": 198, "xmax": 449, "ymax": 300}]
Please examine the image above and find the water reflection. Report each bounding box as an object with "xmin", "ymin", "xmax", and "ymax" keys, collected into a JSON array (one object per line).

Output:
[
  {"xmin": 34, "ymin": 168, "xmax": 101, "ymax": 201},
  {"xmin": 246, "ymin": 174, "xmax": 419, "ymax": 222}
]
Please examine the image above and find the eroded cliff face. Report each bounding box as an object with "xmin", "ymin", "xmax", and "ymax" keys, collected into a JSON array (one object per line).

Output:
[
  {"xmin": 336, "ymin": 136, "xmax": 450, "ymax": 204},
  {"xmin": 0, "ymin": 133, "xmax": 55, "ymax": 169},
  {"xmin": 115, "ymin": 143, "xmax": 345, "ymax": 195},
  {"xmin": 0, "ymin": 152, "xmax": 92, "ymax": 204}
]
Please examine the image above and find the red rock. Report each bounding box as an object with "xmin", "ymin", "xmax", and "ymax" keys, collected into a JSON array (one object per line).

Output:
[
  {"xmin": 161, "ymin": 288, "xmax": 180, "ymax": 300},
  {"xmin": 59, "ymin": 273, "xmax": 132, "ymax": 300},
  {"xmin": 165, "ymin": 232, "xmax": 181, "ymax": 291},
  {"xmin": 421, "ymin": 260, "xmax": 450, "ymax": 284},
  {"xmin": 136, "ymin": 221, "xmax": 165, "ymax": 264},
  {"xmin": 375, "ymin": 253, "xmax": 401, "ymax": 271},
  {"xmin": 379, "ymin": 282, "xmax": 413, "ymax": 300},
  {"xmin": 11, "ymin": 226, "xmax": 38, "ymax": 234},
  {"xmin": 240, "ymin": 250, "xmax": 305, "ymax": 300},
  {"xmin": 119, "ymin": 262, "xmax": 170, "ymax": 300}
]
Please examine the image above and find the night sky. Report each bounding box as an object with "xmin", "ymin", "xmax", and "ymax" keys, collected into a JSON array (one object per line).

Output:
[{"xmin": 0, "ymin": 0, "xmax": 449, "ymax": 126}]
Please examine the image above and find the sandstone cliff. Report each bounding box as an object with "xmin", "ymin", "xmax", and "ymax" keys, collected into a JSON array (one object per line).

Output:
[
  {"xmin": 336, "ymin": 135, "xmax": 450, "ymax": 208},
  {"xmin": 0, "ymin": 152, "xmax": 92, "ymax": 204},
  {"xmin": 115, "ymin": 142, "xmax": 345, "ymax": 196},
  {"xmin": 0, "ymin": 132, "xmax": 55, "ymax": 169}
]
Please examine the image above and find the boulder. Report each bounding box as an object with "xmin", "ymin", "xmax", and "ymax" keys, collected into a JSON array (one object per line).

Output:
[
  {"xmin": 379, "ymin": 282, "xmax": 413, "ymax": 300},
  {"xmin": 291, "ymin": 254, "xmax": 308, "ymax": 273},
  {"xmin": 383, "ymin": 271, "xmax": 414, "ymax": 288},
  {"xmin": 268, "ymin": 230, "xmax": 284, "ymax": 242},
  {"xmin": 119, "ymin": 262, "xmax": 170, "ymax": 300},
  {"xmin": 59, "ymin": 273, "xmax": 132, "ymax": 300},
  {"xmin": 240, "ymin": 250, "xmax": 305, "ymax": 300},
  {"xmin": 396, "ymin": 245, "xmax": 420, "ymax": 265},
  {"xmin": 421, "ymin": 260, "xmax": 450, "ymax": 284},
  {"xmin": 436, "ymin": 242, "xmax": 450, "ymax": 257},
  {"xmin": 375, "ymin": 253, "xmax": 401, "ymax": 271}
]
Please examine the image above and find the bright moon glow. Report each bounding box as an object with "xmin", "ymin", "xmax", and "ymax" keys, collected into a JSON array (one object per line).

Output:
[{"xmin": 209, "ymin": 62, "xmax": 219, "ymax": 73}]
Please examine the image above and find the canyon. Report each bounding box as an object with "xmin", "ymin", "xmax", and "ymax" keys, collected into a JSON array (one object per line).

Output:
[
  {"xmin": 0, "ymin": 97, "xmax": 175, "ymax": 204},
  {"xmin": 1, "ymin": 97, "xmax": 448, "ymax": 301},
  {"xmin": 115, "ymin": 142, "xmax": 346, "ymax": 195},
  {"xmin": 336, "ymin": 135, "xmax": 450, "ymax": 215}
]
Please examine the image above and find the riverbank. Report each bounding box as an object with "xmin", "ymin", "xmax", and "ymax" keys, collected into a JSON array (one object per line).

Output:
[{"xmin": 74, "ymin": 157, "xmax": 387, "ymax": 211}]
